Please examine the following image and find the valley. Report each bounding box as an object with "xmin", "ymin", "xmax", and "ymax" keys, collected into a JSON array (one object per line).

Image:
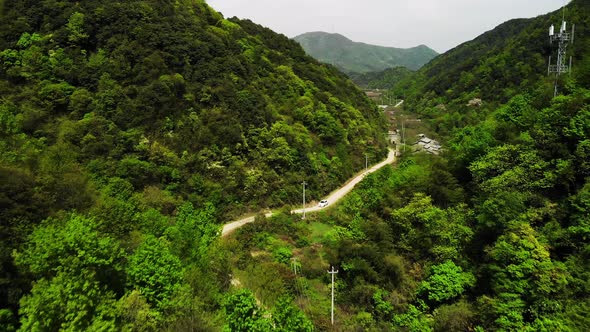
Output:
[
  {"xmin": 1, "ymin": 0, "xmax": 590, "ymax": 331},
  {"xmin": 222, "ymin": 147, "xmax": 396, "ymax": 236}
]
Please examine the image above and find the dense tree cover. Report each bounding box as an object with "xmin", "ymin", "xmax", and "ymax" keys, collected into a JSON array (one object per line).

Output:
[
  {"xmin": 223, "ymin": 290, "xmax": 313, "ymax": 332},
  {"xmin": 0, "ymin": 0, "xmax": 386, "ymax": 216},
  {"xmin": 226, "ymin": 1, "xmax": 590, "ymax": 330},
  {"xmin": 393, "ymin": 0, "xmax": 590, "ymax": 138},
  {"xmin": 347, "ymin": 66, "xmax": 414, "ymax": 90},
  {"xmin": 0, "ymin": 0, "xmax": 386, "ymax": 329},
  {"xmin": 2, "ymin": 0, "xmax": 589, "ymax": 330}
]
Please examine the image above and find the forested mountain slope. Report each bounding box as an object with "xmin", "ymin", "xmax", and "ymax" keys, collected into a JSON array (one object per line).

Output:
[
  {"xmin": 0, "ymin": 0, "xmax": 386, "ymax": 329},
  {"xmin": 227, "ymin": 1, "xmax": 590, "ymax": 329},
  {"xmin": 326, "ymin": 0, "xmax": 590, "ymax": 329},
  {"xmin": 348, "ymin": 66, "xmax": 413, "ymax": 89},
  {"xmin": 294, "ymin": 31, "xmax": 438, "ymax": 73},
  {"xmin": 0, "ymin": 1, "xmax": 386, "ymax": 214},
  {"xmin": 224, "ymin": 0, "xmax": 590, "ymax": 330},
  {"xmin": 395, "ymin": 0, "xmax": 590, "ymax": 135}
]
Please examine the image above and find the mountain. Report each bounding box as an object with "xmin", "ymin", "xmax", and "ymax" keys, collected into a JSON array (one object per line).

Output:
[
  {"xmin": 395, "ymin": 0, "xmax": 590, "ymax": 135},
  {"xmin": 224, "ymin": 1, "xmax": 590, "ymax": 331},
  {"xmin": 0, "ymin": 1, "xmax": 388, "ymax": 214},
  {"xmin": 294, "ymin": 31, "xmax": 438, "ymax": 73},
  {"xmin": 0, "ymin": 0, "xmax": 387, "ymax": 329},
  {"xmin": 347, "ymin": 66, "xmax": 414, "ymax": 89}
]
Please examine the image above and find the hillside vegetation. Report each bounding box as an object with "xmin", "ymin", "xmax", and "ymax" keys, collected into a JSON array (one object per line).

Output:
[
  {"xmin": 294, "ymin": 31, "xmax": 438, "ymax": 73},
  {"xmin": 226, "ymin": 1, "xmax": 590, "ymax": 330},
  {"xmin": 394, "ymin": 0, "xmax": 590, "ymax": 136},
  {"xmin": 348, "ymin": 66, "xmax": 414, "ymax": 89},
  {"xmin": 0, "ymin": 0, "xmax": 387, "ymax": 329},
  {"xmin": 3, "ymin": 0, "xmax": 590, "ymax": 330}
]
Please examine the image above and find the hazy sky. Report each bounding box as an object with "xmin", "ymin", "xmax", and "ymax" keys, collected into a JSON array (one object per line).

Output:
[{"xmin": 206, "ymin": 0, "xmax": 568, "ymax": 53}]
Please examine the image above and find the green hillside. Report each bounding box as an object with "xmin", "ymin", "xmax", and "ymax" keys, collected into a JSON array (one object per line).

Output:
[
  {"xmin": 394, "ymin": 0, "xmax": 590, "ymax": 135},
  {"xmin": 224, "ymin": 1, "xmax": 590, "ymax": 330},
  {"xmin": 294, "ymin": 31, "xmax": 438, "ymax": 73},
  {"xmin": 3, "ymin": 0, "xmax": 590, "ymax": 329},
  {"xmin": 348, "ymin": 66, "xmax": 414, "ymax": 89},
  {"xmin": 0, "ymin": 0, "xmax": 387, "ymax": 329}
]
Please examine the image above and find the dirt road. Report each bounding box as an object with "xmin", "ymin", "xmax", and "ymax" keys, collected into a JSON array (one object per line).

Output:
[
  {"xmin": 290, "ymin": 148, "xmax": 395, "ymax": 215},
  {"xmin": 221, "ymin": 148, "xmax": 396, "ymax": 236},
  {"xmin": 221, "ymin": 211, "xmax": 273, "ymax": 237}
]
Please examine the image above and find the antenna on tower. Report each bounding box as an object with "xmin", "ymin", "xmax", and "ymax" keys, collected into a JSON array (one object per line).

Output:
[{"xmin": 548, "ymin": 4, "xmax": 575, "ymax": 97}]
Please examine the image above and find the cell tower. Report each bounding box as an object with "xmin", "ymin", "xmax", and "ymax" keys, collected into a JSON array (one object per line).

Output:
[{"xmin": 547, "ymin": 10, "xmax": 575, "ymax": 97}]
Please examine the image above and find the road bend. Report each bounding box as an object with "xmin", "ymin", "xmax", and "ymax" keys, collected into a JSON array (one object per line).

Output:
[{"xmin": 221, "ymin": 148, "xmax": 396, "ymax": 237}]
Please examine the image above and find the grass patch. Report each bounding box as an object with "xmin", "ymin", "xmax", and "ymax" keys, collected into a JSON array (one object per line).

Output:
[{"xmin": 307, "ymin": 222, "xmax": 333, "ymax": 243}]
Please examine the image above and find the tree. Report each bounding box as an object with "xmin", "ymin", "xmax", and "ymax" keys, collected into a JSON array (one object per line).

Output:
[
  {"xmin": 165, "ymin": 202, "xmax": 219, "ymax": 264},
  {"xmin": 18, "ymin": 270, "xmax": 118, "ymax": 331},
  {"xmin": 372, "ymin": 288, "xmax": 394, "ymax": 320},
  {"xmin": 392, "ymin": 304, "xmax": 433, "ymax": 332},
  {"xmin": 67, "ymin": 12, "xmax": 89, "ymax": 43},
  {"xmin": 469, "ymin": 144, "xmax": 552, "ymax": 195},
  {"xmin": 223, "ymin": 289, "xmax": 272, "ymax": 332},
  {"xmin": 448, "ymin": 122, "xmax": 496, "ymax": 176},
  {"xmin": 272, "ymin": 296, "xmax": 314, "ymax": 332},
  {"xmin": 417, "ymin": 261, "xmax": 475, "ymax": 305},
  {"xmin": 14, "ymin": 214, "xmax": 124, "ymax": 284},
  {"xmin": 567, "ymin": 181, "xmax": 590, "ymax": 251},
  {"xmin": 483, "ymin": 222, "xmax": 568, "ymax": 329},
  {"xmin": 433, "ymin": 301, "xmax": 476, "ymax": 332},
  {"xmin": 117, "ymin": 290, "xmax": 161, "ymax": 332},
  {"xmin": 14, "ymin": 214, "xmax": 124, "ymax": 330},
  {"xmin": 126, "ymin": 236, "xmax": 183, "ymax": 309},
  {"xmin": 389, "ymin": 194, "xmax": 473, "ymax": 262}
]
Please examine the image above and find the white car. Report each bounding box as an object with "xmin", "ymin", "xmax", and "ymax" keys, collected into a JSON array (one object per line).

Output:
[{"xmin": 318, "ymin": 200, "xmax": 328, "ymax": 208}]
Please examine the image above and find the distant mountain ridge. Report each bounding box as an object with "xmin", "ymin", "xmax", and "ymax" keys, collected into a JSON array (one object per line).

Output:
[{"xmin": 294, "ymin": 31, "xmax": 438, "ymax": 73}]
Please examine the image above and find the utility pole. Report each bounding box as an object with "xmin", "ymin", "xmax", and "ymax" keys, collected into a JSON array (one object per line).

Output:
[
  {"xmin": 302, "ymin": 181, "xmax": 306, "ymax": 219},
  {"xmin": 328, "ymin": 266, "xmax": 338, "ymax": 325},
  {"xmin": 365, "ymin": 154, "xmax": 368, "ymax": 173},
  {"xmin": 291, "ymin": 258, "xmax": 300, "ymax": 276},
  {"xmin": 401, "ymin": 116, "xmax": 406, "ymax": 152}
]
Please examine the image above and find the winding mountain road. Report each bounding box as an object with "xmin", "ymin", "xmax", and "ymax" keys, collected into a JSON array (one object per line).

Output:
[{"xmin": 221, "ymin": 148, "xmax": 396, "ymax": 237}]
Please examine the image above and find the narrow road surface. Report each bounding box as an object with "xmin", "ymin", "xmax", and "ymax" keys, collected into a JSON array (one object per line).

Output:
[
  {"xmin": 221, "ymin": 148, "xmax": 396, "ymax": 236},
  {"xmin": 221, "ymin": 211, "xmax": 273, "ymax": 237},
  {"xmin": 291, "ymin": 148, "xmax": 395, "ymax": 215}
]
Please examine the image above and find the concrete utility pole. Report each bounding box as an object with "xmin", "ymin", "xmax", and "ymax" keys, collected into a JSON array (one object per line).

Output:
[
  {"xmin": 328, "ymin": 266, "xmax": 338, "ymax": 325},
  {"xmin": 365, "ymin": 154, "xmax": 368, "ymax": 173},
  {"xmin": 401, "ymin": 116, "xmax": 406, "ymax": 152},
  {"xmin": 302, "ymin": 181, "xmax": 306, "ymax": 219},
  {"xmin": 291, "ymin": 258, "xmax": 300, "ymax": 276}
]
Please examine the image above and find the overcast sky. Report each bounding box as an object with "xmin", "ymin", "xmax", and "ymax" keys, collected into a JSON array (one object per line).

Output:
[{"xmin": 206, "ymin": 0, "xmax": 568, "ymax": 53}]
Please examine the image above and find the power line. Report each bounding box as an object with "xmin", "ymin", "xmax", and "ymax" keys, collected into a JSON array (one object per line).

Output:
[{"xmin": 291, "ymin": 258, "xmax": 311, "ymax": 313}]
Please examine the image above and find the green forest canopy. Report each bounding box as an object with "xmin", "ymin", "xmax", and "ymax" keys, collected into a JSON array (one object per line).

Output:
[
  {"xmin": 0, "ymin": 0, "xmax": 387, "ymax": 329},
  {"xmin": 1, "ymin": 0, "xmax": 590, "ymax": 330},
  {"xmin": 226, "ymin": 0, "xmax": 590, "ymax": 330}
]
